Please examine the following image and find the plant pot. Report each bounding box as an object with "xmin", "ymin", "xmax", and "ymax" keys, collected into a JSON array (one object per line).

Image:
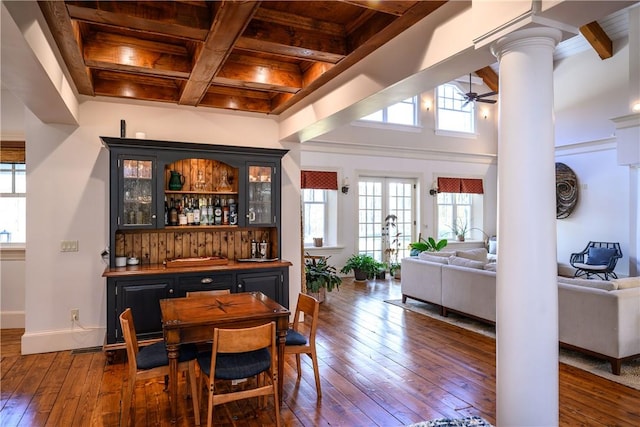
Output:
[
  {"xmin": 393, "ymin": 269, "xmax": 401, "ymax": 280},
  {"xmin": 375, "ymin": 270, "xmax": 386, "ymax": 280},
  {"xmin": 457, "ymin": 234, "xmax": 465, "ymax": 242},
  {"xmin": 307, "ymin": 288, "xmax": 326, "ymax": 303},
  {"xmin": 353, "ymin": 268, "xmax": 368, "ymax": 281}
]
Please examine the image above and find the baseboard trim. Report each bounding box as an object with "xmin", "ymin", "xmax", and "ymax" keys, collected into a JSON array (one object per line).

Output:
[
  {"xmin": 1, "ymin": 311, "xmax": 25, "ymax": 328},
  {"xmin": 21, "ymin": 327, "xmax": 106, "ymax": 355}
]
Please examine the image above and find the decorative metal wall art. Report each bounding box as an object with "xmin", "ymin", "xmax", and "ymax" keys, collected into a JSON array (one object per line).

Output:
[{"xmin": 556, "ymin": 162, "xmax": 578, "ymax": 219}]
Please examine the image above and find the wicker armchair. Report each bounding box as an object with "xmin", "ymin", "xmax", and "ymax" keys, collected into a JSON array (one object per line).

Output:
[{"xmin": 570, "ymin": 241, "xmax": 622, "ymax": 280}]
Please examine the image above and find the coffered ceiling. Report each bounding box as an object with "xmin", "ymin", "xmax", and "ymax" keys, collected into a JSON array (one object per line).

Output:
[{"xmin": 39, "ymin": 1, "xmax": 448, "ymax": 115}]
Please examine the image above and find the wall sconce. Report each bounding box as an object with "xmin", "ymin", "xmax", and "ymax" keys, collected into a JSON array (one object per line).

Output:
[
  {"xmin": 481, "ymin": 109, "xmax": 489, "ymax": 119},
  {"xmin": 424, "ymin": 99, "xmax": 432, "ymax": 111},
  {"xmin": 632, "ymin": 102, "xmax": 640, "ymax": 113},
  {"xmin": 341, "ymin": 178, "xmax": 350, "ymax": 194},
  {"xmin": 429, "ymin": 187, "xmax": 439, "ymax": 196}
]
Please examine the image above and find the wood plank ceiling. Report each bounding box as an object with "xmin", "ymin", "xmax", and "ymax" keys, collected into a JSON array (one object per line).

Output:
[{"xmin": 39, "ymin": 1, "xmax": 448, "ymax": 115}]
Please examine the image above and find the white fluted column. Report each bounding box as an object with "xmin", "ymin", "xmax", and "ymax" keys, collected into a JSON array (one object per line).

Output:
[{"xmin": 491, "ymin": 27, "xmax": 562, "ymax": 426}]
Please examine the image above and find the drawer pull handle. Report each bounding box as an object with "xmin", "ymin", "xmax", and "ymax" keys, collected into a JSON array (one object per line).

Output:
[{"xmin": 200, "ymin": 278, "xmax": 214, "ymax": 284}]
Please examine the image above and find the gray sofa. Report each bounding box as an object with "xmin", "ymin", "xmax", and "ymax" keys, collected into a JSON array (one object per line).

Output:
[{"xmin": 401, "ymin": 254, "xmax": 640, "ymax": 374}]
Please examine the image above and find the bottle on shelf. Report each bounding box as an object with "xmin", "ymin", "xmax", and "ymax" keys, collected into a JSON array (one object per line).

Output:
[
  {"xmin": 169, "ymin": 198, "xmax": 178, "ymax": 226},
  {"xmin": 222, "ymin": 198, "xmax": 230, "ymax": 225},
  {"xmin": 164, "ymin": 196, "xmax": 169, "ymax": 226},
  {"xmin": 213, "ymin": 198, "xmax": 222, "ymax": 225},
  {"xmin": 186, "ymin": 199, "xmax": 195, "ymax": 225},
  {"xmin": 251, "ymin": 239, "xmax": 257, "ymax": 258},
  {"xmin": 178, "ymin": 198, "xmax": 187, "ymax": 225},
  {"xmin": 200, "ymin": 198, "xmax": 208, "ymax": 225},
  {"xmin": 207, "ymin": 198, "xmax": 213, "ymax": 226},
  {"xmin": 193, "ymin": 198, "xmax": 200, "ymax": 225},
  {"xmin": 229, "ymin": 198, "xmax": 237, "ymax": 225}
]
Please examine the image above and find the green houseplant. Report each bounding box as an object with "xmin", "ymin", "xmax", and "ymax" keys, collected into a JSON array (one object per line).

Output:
[
  {"xmin": 341, "ymin": 254, "xmax": 381, "ymax": 281},
  {"xmin": 409, "ymin": 236, "xmax": 448, "ymax": 255},
  {"xmin": 305, "ymin": 255, "xmax": 342, "ymax": 293}
]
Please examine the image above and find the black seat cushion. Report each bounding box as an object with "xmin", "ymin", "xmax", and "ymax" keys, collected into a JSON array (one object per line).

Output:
[
  {"xmin": 137, "ymin": 342, "xmax": 198, "ymax": 370},
  {"xmin": 285, "ymin": 328, "xmax": 307, "ymax": 346},
  {"xmin": 197, "ymin": 349, "xmax": 271, "ymax": 380}
]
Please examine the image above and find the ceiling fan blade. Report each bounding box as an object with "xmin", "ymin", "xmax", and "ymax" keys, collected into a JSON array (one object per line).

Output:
[
  {"xmin": 476, "ymin": 99, "xmax": 497, "ymax": 104},
  {"xmin": 462, "ymin": 99, "xmax": 470, "ymax": 108},
  {"xmin": 476, "ymin": 91, "xmax": 498, "ymax": 98}
]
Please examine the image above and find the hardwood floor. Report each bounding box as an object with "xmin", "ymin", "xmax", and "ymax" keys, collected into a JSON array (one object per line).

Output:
[{"xmin": 2, "ymin": 278, "xmax": 639, "ymax": 426}]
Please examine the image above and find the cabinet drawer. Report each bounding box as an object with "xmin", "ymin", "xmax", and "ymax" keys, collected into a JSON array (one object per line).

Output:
[{"xmin": 176, "ymin": 273, "xmax": 234, "ymax": 297}]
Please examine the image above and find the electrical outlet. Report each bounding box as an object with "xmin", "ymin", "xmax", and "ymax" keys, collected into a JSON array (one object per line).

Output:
[
  {"xmin": 71, "ymin": 309, "xmax": 79, "ymax": 322},
  {"xmin": 61, "ymin": 240, "xmax": 79, "ymax": 252}
]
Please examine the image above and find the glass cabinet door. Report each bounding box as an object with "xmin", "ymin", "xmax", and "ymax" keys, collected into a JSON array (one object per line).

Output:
[
  {"xmin": 120, "ymin": 157, "xmax": 156, "ymax": 228},
  {"xmin": 247, "ymin": 164, "xmax": 274, "ymax": 225}
]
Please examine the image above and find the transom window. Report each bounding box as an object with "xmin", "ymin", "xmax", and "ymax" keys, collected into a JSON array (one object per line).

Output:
[
  {"xmin": 360, "ymin": 97, "xmax": 419, "ymax": 126},
  {"xmin": 436, "ymin": 83, "xmax": 475, "ymax": 134}
]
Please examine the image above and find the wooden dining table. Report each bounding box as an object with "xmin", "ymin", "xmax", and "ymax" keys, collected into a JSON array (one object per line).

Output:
[{"xmin": 160, "ymin": 291, "xmax": 290, "ymax": 423}]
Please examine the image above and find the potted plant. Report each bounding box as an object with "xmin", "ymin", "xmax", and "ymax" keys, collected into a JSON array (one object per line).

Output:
[
  {"xmin": 305, "ymin": 255, "xmax": 341, "ymax": 302},
  {"xmin": 341, "ymin": 254, "xmax": 381, "ymax": 281},
  {"xmin": 409, "ymin": 235, "xmax": 448, "ymax": 255},
  {"xmin": 383, "ymin": 214, "xmax": 402, "ymax": 279},
  {"xmin": 449, "ymin": 218, "xmax": 468, "ymax": 241}
]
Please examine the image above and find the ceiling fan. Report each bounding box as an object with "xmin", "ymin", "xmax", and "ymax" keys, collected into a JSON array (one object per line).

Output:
[{"xmin": 461, "ymin": 73, "xmax": 497, "ymax": 107}]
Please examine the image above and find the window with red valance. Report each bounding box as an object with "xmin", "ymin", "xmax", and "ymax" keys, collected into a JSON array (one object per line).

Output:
[
  {"xmin": 437, "ymin": 177, "xmax": 484, "ymax": 194},
  {"xmin": 301, "ymin": 171, "xmax": 338, "ymax": 190}
]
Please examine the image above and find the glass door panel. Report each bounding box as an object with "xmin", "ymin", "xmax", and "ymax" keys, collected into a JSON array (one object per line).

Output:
[
  {"xmin": 122, "ymin": 158, "xmax": 155, "ymax": 227},
  {"xmin": 248, "ymin": 165, "xmax": 273, "ymax": 225}
]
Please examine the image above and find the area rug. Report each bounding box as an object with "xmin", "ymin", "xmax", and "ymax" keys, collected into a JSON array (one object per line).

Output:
[
  {"xmin": 407, "ymin": 416, "xmax": 493, "ymax": 427},
  {"xmin": 385, "ymin": 299, "xmax": 640, "ymax": 391}
]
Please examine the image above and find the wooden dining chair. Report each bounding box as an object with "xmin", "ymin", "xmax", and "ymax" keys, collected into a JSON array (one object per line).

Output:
[
  {"xmin": 119, "ymin": 308, "xmax": 201, "ymax": 427},
  {"xmin": 285, "ymin": 293, "xmax": 322, "ymax": 397},
  {"xmin": 185, "ymin": 289, "xmax": 231, "ymax": 297},
  {"xmin": 196, "ymin": 322, "xmax": 281, "ymax": 427}
]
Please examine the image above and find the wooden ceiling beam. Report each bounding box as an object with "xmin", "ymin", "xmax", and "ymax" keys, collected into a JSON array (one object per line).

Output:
[
  {"xmin": 38, "ymin": 1, "xmax": 94, "ymax": 95},
  {"xmin": 200, "ymin": 91, "xmax": 273, "ymax": 114},
  {"xmin": 339, "ymin": 1, "xmax": 418, "ymax": 16},
  {"xmin": 93, "ymin": 78, "xmax": 179, "ymax": 103},
  {"xmin": 65, "ymin": 0, "xmax": 211, "ymax": 41},
  {"xmin": 179, "ymin": 1, "xmax": 260, "ymax": 106},
  {"xmin": 580, "ymin": 21, "xmax": 613, "ymax": 60},
  {"xmin": 475, "ymin": 66, "xmax": 499, "ymax": 93}
]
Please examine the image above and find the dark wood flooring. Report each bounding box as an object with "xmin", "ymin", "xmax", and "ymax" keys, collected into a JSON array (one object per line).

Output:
[{"xmin": 2, "ymin": 278, "xmax": 639, "ymax": 426}]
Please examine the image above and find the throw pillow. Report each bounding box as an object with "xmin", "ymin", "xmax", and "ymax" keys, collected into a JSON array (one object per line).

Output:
[
  {"xmin": 586, "ymin": 247, "xmax": 616, "ymax": 265},
  {"xmin": 427, "ymin": 250, "xmax": 456, "ymax": 258},
  {"xmin": 456, "ymin": 248, "xmax": 488, "ymax": 263},
  {"xmin": 611, "ymin": 277, "xmax": 640, "ymax": 289},
  {"xmin": 484, "ymin": 263, "xmax": 497, "ymax": 272},
  {"xmin": 418, "ymin": 252, "xmax": 449, "ymax": 264},
  {"xmin": 448, "ymin": 256, "xmax": 485, "ymax": 270},
  {"xmin": 557, "ymin": 276, "xmax": 617, "ymax": 291},
  {"xmin": 488, "ymin": 238, "xmax": 498, "ymax": 255}
]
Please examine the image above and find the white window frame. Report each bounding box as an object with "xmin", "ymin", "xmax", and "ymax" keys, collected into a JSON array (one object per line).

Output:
[
  {"xmin": 435, "ymin": 83, "xmax": 476, "ymax": 135},
  {"xmin": 358, "ymin": 96, "xmax": 420, "ymax": 127},
  {"xmin": 0, "ymin": 162, "xmax": 26, "ymax": 244},
  {"xmin": 302, "ymin": 188, "xmax": 338, "ymax": 247},
  {"xmin": 435, "ymin": 191, "xmax": 484, "ymax": 242}
]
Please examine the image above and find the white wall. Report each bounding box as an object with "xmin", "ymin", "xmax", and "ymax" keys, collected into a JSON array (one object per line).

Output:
[{"xmin": 20, "ymin": 100, "xmax": 302, "ymax": 354}]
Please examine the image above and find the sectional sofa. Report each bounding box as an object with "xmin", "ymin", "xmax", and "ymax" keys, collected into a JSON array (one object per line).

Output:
[{"xmin": 401, "ymin": 251, "xmax": 640, "ymax": 375}]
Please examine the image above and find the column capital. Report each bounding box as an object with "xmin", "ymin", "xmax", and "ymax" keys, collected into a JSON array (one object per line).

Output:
[{"xmin": 491, "ymin": 27, "xmax": 563, "ymax": 60}]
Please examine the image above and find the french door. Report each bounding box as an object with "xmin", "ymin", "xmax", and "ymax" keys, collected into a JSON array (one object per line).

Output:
[{"xmin": 357, "ymin": 177, "xmax": 415, "ymax": 263}]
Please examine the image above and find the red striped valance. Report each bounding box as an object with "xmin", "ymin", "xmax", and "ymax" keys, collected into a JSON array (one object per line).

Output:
[
  {"xmin": 437, "ymin": 177, "xmax": 484, "ymax": 194},
  {"xmin": 301, "ymin": 171, "xmax": 338, "ymax": 190}
]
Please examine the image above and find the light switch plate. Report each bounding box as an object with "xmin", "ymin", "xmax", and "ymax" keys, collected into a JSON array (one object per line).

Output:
[{"xmin": 61, "ymin": 240, "xmax": 79, "ymax": 252}]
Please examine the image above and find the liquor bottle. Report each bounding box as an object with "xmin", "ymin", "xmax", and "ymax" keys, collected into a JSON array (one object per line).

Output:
[
  {"xmin": 186, "ymin": 199, "xmax": 195, "ymax": 225},
  {"xmin": 193, "ymin": 198, "xmax": 200, "ymax": 225},
  {"xmin": 229, "ymin": 198, "xmax": 237, "ymax": 225},
  {"xmin": 164, "ymin": 196, "xmax": 169, "ymax": 226},
  {"xmin": 200, "ymin": 198, "xmax": 208, "ymax": 225},
  {"xmin": 251, "ymin": 239, "xmax": 257, "ymax": 258},
  {"xmin": 222, "ymin": 198, "xmax": 230, "ymax": 225},
  {"xmin": 207, "ymin": 198, "xmax": 213, "ymax": 225},
  {"xmin": 213, "ymin": 198, "xmax": 222, "ymax": 225},
  {"xmin": 169, "ymin": 198, "xmax": 178, "ymax": 226}
]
